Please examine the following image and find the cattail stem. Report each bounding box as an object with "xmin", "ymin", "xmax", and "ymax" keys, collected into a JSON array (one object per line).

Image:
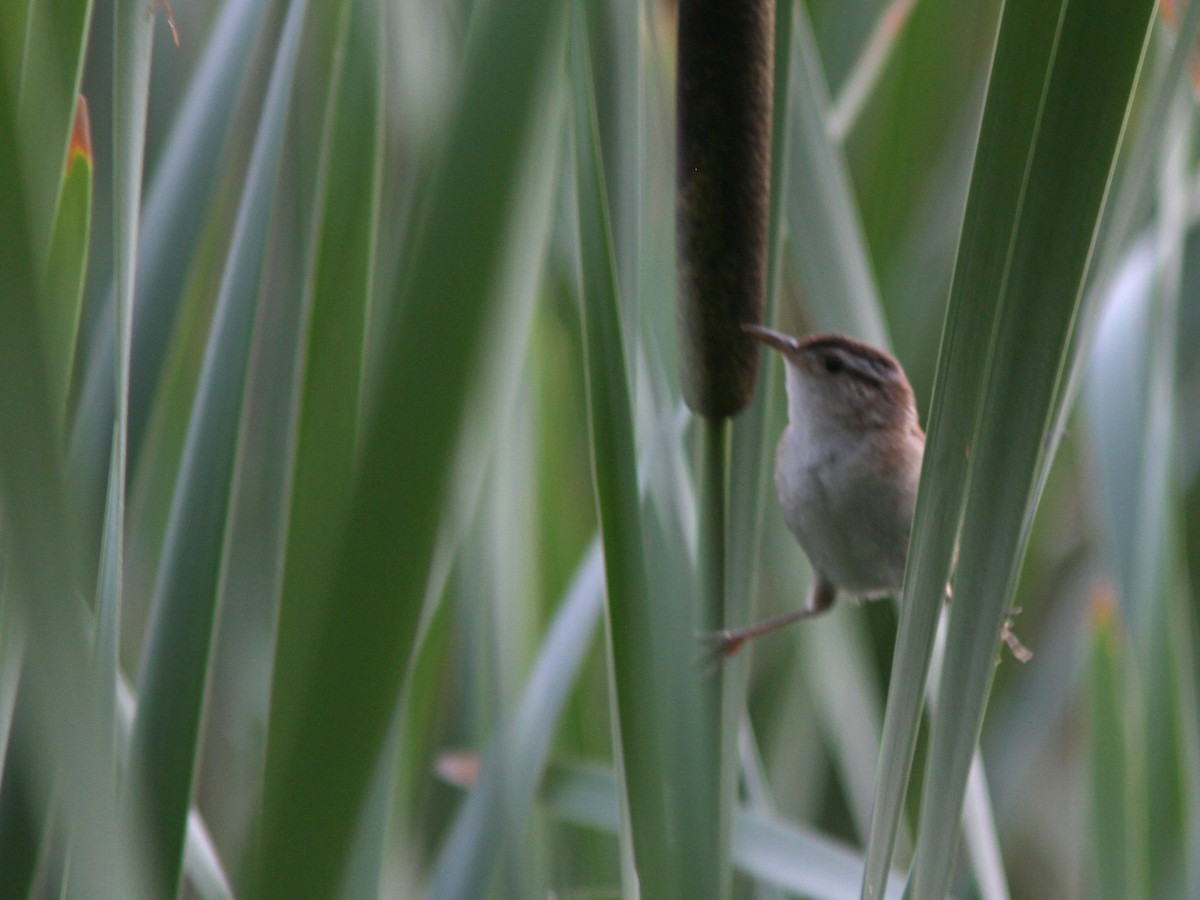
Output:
[{"xmin": 697, "ymin": 415, "xmax": 733, "ymax": 898}]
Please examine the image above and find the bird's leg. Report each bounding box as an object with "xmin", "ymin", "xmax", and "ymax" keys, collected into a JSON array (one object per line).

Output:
[{"xmin": 704, "ymin": 576, "xmax": 837, "ymax": 660}]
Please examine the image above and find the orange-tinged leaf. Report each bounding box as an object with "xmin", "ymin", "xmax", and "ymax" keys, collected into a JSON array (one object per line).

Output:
[
  {"xmin": 1159, "ymin": 0, "xmax": 1200, "ymax": 96},
  {"xmin": 68, "ymin": 96, "xmax": 92, "ymax": 166}
]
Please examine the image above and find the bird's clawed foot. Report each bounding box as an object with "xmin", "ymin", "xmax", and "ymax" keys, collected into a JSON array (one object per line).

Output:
[{"xmin": 696, "ymin": 628, "xmax": 747, "ymax": 675}]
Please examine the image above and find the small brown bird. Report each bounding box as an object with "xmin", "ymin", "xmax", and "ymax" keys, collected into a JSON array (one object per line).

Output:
[{"xmin": 713, "ymin": 324, "xmax": 1029, "ymax": 661}]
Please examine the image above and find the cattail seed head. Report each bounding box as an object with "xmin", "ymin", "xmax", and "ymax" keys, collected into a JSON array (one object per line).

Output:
[{"xmin": 676, "ymin": 0, "xmax": 775, "ymax": 419}]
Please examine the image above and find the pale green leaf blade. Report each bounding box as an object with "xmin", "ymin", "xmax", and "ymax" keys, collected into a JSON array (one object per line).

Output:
[
  {"xmin": 41, "ymin": 98, "xmax": 92, "ymax": 419},
  {"xmin": 905, "ymin": 1, "xmax": 1158, "ymax": 897},
  {"xmin": 124, "ymin": 2, "xmax": 310, "ymax": 893},
  {"xmin": 0, "ymin": 44, "xmax": 138, "ymax": 899},
  {"xmin": 253, "ymin": 0, "xmax": 564, "ymax": 894},
  {"xmin": 538, "ymin": 761, "xmax": 909, "ymax": 900},
  {"xmin": 571, "ymin": 4, "xmax": 706, "ymax": 894}
]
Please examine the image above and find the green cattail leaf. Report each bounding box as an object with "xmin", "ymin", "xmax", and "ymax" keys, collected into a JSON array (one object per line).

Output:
[
  {"xmin": 864, "ymin": 0, "xmax": 1159, "ymax": 897},
  {"xmin": 42, "ymin": 96, "xmax": 92, "ymax": 420},
  {"xmin": 1087, "ymin": 593, "xmax": 1145, "ymax": 900},
  {"xmin": 252, "ymin": 0, "xmax": 563, "ymax": 894},
  {"xmin": 864, "ymin": 0, "xmax": 1158, "ymax": 896},
  {"xmin": 124, "ymin": 2, "xmax": 309, "ymax": 893},
  {"xmin": 573, "ymin": 4, "xmax": 703, "ymax": 894}
]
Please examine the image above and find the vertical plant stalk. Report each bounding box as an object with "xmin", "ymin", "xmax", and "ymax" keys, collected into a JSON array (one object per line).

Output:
[
  {"xmin": 125, "ymin": 1, "xmax": 309, "ymax": 893},
  {"xmin": 697, "ymin": 416, "xmax": 733, "ymax": 897},
  {"xmin": 105, "ymin": 0, "xmax": 155, "ymax": 775},
  {"xmin": 1088, "ymin": 591, "xmax": 1142, "ymax": 900},
  {"xmin": 573, "ymin": 6, "xmax": 678, "ymax": 894},
  {"xmin": 677, "ymin": 2, "xmax": 775, "ymax": 896}
]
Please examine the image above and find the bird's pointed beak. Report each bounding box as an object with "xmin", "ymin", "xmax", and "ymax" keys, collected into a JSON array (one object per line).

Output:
[{"xmin": 742, "ymin": 323, "xmax": 800, "ymax": 355}]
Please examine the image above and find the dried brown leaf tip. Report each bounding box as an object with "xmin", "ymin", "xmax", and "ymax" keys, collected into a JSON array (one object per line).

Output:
[
  {"xmin": 435, "ymin": 751, "xmax": 481, "ymax": 789},
  {"xmin": 69, "ymin": 96, "xmax": 92, "ymax": 167},
  {"xmin": 153, "ymin": 0, "xmax": 181, "ymax": 47},
  {"xmin": 1088, "ymin": 580, "xmax": 1119, "ymax": 631},
  {"xmin": 1160, "ymin": 0, "xmax": 1200, "ymax": 96}
]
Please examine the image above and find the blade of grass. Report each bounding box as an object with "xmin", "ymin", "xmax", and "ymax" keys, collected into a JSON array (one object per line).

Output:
[
  {"xmin": 14, "ymin": 0, "xmax": 93, "ymax": 262},
  {"xmin": 1087, "ymin": 592, "xmax": 1144, "ymax": 900},
  {"xmin": 251, "ymin": 0, "xmax": 384, "ymax": 892},
  {"xmin": 68, "ymin": 0, "xmax": 270, "ymax": 551},
  {"xmin": 907, "ymin": 1, "xmax": 1157, "ymax": 896},
  {"xmin": 920, "ymin": 615, "xmax": 1009, "ymax": 900},
  {"xmin": 1087, "ymin": 2, "xmax": 1200, "ymax": 308},
  {"xmin": 114, "ymin": 672, "xmax": 242, "ymax": 900},
  {"xmin": 1134, "ymin": 84, "xmax": 1192, "ymax": 896},
  {"xmin": 253, "ymin": 0, "xmax": 564, "ymax": 893},
  {"xmin": 538, "ymin": 761, "xmax": 910, "ymax": 900},
  {"xmin": 1083, "ymin": 83, "xmax": 1194, "ymax": 897},
  {"xmin": 123, "ymin": 1, "xmax": 309, "ymax": 893},
  {"xmin": 1055, "ymin": 0, "xmax": 1200, "ymax": 482},
  {"xmin": 864, "ymin": 0, "xmax": 1157, "ymax": 895},
  {"xmin": 0, "ymin": 49, "xmax": 138, "ymax": 899},
  {"xmin": 391, "ymin": 67, "xmax": 566, "ymax": 900},
  {"xmin": 572, "ymin": 4, "xmax": 710, "ymax": 893},
  {"xmin": 797, "ymin": 607, "xmax": 890, "ymax": 844},
  {"xmin": 828, "ymin": 0, "xmax": 914, "ymax": 141},
  {"xmin": 430, "ymin": 542, "xmax": 604, "ymax": 898},
  {"xmin": 727, "ymin": 5, "xmax": 791, "ymax": 889},
  {"xmin": 41, "ymin": 97, "xmax": 92, "ymax": 421},
  {"xmin": 0, "ymin": 675, "xmax": 47, "ymax": 896},
  {"xmin": 785, "ymin": 0, "xmax": 887, "ymax": 345},
  {"xmin": 104, "ymin": 0, "xmax": 156, "ymax": 823},
  {"xmin": 853, "ymin": 0, "xmax": 1001, "ymax": 286}
]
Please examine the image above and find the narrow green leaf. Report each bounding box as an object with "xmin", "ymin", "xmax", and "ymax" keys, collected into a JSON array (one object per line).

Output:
[
  {"xmin": 727, "ymin": 0, "xmax": 791, "ymax": 882},
  {"xmin": 828, "ymin": 0, "xmax": 916, "ymax": 140},
  {"xmin": 108, "ymin": 0, "xmax": 157, "ymax": 637},
  {"xmin": 267, "ymin": 0, "xmax": 381, "ymax": 831},
  {"xmin": 14, "ymin": 0, "xmax": 93, "ymax": 262},
  {"xmin": 538, "ymin": 761, "xmax": 910, "ymax": 900},
  {"xmin": 41, "ymin": 97, "xmax": 92, "ymax": 420},
  {"xmin": 430, "ymin": 543, "xmax": 604, "ymax": 898},
  {"xmin": 1057, "ymin": 0, "xmax": 1200, "ymax": 474},
  {"xmin": 1087, "ymin": 1, "xmax": 1200, "ymax": 307},
  {"xmin": 253, "ymin": 0, "xmax": 564, "ymax": 894},
  {"xmin": 853, "ymin": 0, "xmax": 1001, "ymax": 283},
  {"xmin": 905, "ymin": 1, "xmax": 1157, "ymax": 897},
  {"xmin": 105, "ymin": 0, "xmax": 155, "ymax": 842},
  {"xmin": 1087, "ymin": 596, "xmax": 1144, "ymax": 900},
  {"xmin": 785, "ymin": 0, "xmax": 888, "ymax": 345},
  {"xmin": 255, "ymin": 0, "xmax": 384, "ymax": 892},
  {"xmin": 68, "ymin": 0, "xmax": 270, "ymax": 552},
  {"xmin": 391, "ymin": 62, "xmax": 565, "ymax": 900},
  {"xmin": 0, "ymin": 679, "xmax": 46, "ymax": 897},
  {"xmin": 124, "ymin": 2, "xmax": 310, "ymax": 893},
  {"xmin": 1083, "ymin": 84, "xmax": 1193, "ymax": 896},
  {"xmin": 865, "ymin": 0, "xmax": 1158, "ymax": 895},
  {"xmin": 0, "ymin": 47, "xmax": 137, "ymax": 899},
  {"xmin": 572, "ymin": 4, "xmax": 707, "ymax": 894}
]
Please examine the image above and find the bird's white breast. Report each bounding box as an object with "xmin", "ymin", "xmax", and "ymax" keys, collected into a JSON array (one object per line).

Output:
[{"xmin": 774, "ymin": 419, "xmax": 915, "ymax": 598}]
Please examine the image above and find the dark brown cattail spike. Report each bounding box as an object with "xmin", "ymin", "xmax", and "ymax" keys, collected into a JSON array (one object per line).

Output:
[{"xmin": 676, "ymin": 0, "xmax": 775, "ymax": 419}]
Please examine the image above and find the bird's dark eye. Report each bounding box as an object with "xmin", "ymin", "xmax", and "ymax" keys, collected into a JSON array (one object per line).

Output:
[{"xmin": 824, "ymin": 355, "xmax": 844, "ymax": 375}]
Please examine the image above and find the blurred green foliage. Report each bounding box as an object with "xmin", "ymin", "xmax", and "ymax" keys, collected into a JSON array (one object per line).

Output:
[{"xmin": 0, "ymin": 0, "xmax": 1196, "ymax": 897}]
